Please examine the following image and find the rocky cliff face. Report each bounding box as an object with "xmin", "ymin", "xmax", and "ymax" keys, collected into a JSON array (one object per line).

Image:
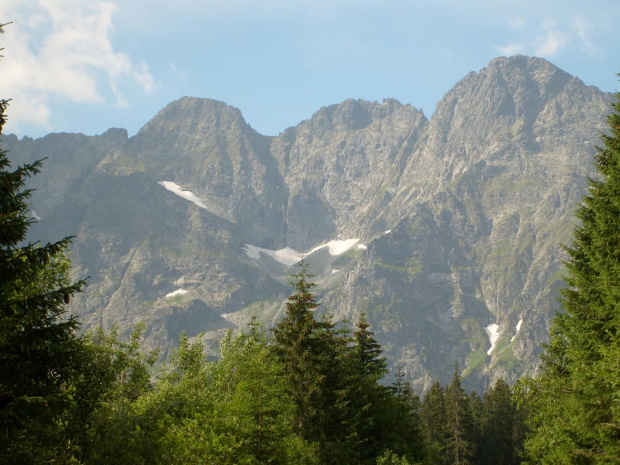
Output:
[{"xmin": 5, "ymin": 56, "xmax": 612, "ymax": 390}]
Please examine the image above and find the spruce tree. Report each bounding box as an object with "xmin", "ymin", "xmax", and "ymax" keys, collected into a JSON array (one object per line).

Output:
[
  {"xmin": 272, "ymin": 263, "xmax": 324, "ymax": 440},
  {"xmin": 272, "ymin": 263, "xmax": 354, "ymax": 462},
  {"xmin": 353, "ymin": 312, "xmax": 388, "ymax": 381},
  {"xmin": 524, "ymin": 83, "xmax": 620, "ymax": 462},
  {"xmin": 443, "ymin": 363, "xmax": 473, "ymax": 465},
  {"xmin": 421, "ymin": 381, "xmax": 447, "ymax": 464},
  {"xmin": 0, "ymin": 34, "xmax": 87, "ymax": 460},
  {"xmin": 348, "ymin": 312, "xmax": 390, "ymax": 463}
]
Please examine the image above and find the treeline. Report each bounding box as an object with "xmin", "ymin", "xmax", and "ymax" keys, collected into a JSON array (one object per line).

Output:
[{"xmin": 1, "ymin": 240, "xmax": 526, "ymax": 465}]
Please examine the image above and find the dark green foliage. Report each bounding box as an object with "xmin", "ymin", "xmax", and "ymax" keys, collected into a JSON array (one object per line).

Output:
[
  {"xmin": 272, "ymin": 264, "xmax": 357, "ymax": 463},
  {"xmin": 384, "ymin": 367, "xmax": 425, "ymax": 464},
  {"xmin": 443, "ymin": 363, "xmax": 473, "ymax": 465},
  {"xmin": 421, "ymin": 381, "xmax": 447, "ymax": 464},
  {"xmin": 0, "ymin": 44, "xmax": 89, "ymax": 461},
  {"xmin": 272, "ymin": 263, "xmax": 324, "ymax": 440},
  {"xmin": 376, "ymin": 450, "xmax": 413, "ymax": 465},
  {"xmin": 421, "ymin": 375, "xmax": 527, "ymax": 465},
  {"xmin": 354, "ymin": 312, "xmax": 388, "ymax": 381},
  {"xmin": 468, "ymin": 390, "xmax": 484, "ymax": 464},
  {"xmin": 480, "ymin": 379, "xmax": 521, "ymax": 465},
  {"xmin": 272, "ymin": 267, "xmax": 430, "ymax": 464},
  {"xmin": 349, "ymin": 312, "xmax": 390, "ymax": 463},
  {"xmin": 523, "ymin": 85, "xmax": 620, "ymax": 463}
]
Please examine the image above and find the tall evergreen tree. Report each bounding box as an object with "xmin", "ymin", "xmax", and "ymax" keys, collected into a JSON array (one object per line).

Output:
[
  {"xmin": 443, "ymin": 363, "xmax": 473, "ymax": 465},
  {"xmin": 524, "ymin": 83, "xmax": 620, "ymax": 462},
  {"xmin": 272, "ymin": 263, "xmax": 324, "ymax": 440},
  {"xmin": 272, "ymin": 263, "xmax": 353, "ymax": 463},
  {"xmin": 421, "ymin": 381, "xmax": 447, "ymax": 464},
  {"xmin": 0, "ymin": 31, "xmax": 87, "ymax": 461},
  {"xmin": 348, "ymin": 312, "xmax": 390, "ymax": 463},
  {"xmin": 353, "ymin": 312, "xmax": 388, "ymax": 382}
]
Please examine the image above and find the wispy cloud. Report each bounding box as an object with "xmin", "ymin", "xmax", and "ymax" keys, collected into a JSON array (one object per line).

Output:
[
  {"xmin": 571, "ymin": 15, "xmax": 604, "ymax": 58},
  {"xmin": 2, "ymin": 0, "xmax": 156, "ymax": 132},
  {"xmin": 495, "ymin": 17, "xmax": 582, "ymax": 59},
  {"xmin": 534, "ymin": 23, "xmax": 569, "ymax": 56},
  {"xmin": 170, "ymin": 64, "xmax": 189, "ymax": 84}
]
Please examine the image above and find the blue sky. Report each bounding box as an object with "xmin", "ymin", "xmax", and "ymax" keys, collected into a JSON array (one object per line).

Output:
[{"xmin": 2, "ymin": 0, "xmax": 620, "ymax": 139}]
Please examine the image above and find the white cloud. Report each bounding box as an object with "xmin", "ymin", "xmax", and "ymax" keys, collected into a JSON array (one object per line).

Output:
[
  {"xmin": 496, "ymin": 17, "xmax": 584, "ymax": 59},
  {"xmin": 1, "ymin": 0, "xmax": 156, "ymax": 132},
  {"xmin": 571, "ymin": 15, "xmax": 604, "ymax": 58},
  {"xmin": 534, "ymin": 24, "xmax": 569, "ymax": 57}
]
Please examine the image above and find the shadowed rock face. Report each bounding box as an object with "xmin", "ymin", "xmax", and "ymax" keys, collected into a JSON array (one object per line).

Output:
[{"xmin": 6, "ymin": 56, "xmax": 612, "ymax": 391}]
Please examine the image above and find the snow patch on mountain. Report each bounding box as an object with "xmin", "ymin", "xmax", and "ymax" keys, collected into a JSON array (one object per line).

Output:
[
  {"xmin": 244, "ymin": 245, "xmax": 302, "ymax": 266},
  {"xmin": 165, "ymin": 289, "xmax": 188, "ymax": 298},
  {"xmin": 485, "ymin": 324, "xmax": 500, "ymax": 355},
  {"xmin": 511, "ymin": 319, "xmax": 523, "ymax": 342},
  {"xmin": 244, "ymin": 239, "xmax": 361, "ymax": 266},
  {"xmin": 309, "ymin": 239, "xmax": 360, "ymax": 256},
  {"xmin": 158, "ymin": 181, "xmax": 208, "ymax": 210}
]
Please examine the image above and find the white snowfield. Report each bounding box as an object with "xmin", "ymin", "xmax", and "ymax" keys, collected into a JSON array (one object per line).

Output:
[
  {"xmin": 244, "ymin": 245, "xmax": 302, "ymax": 266},
  {"xmin": 511, "ymin": 319, "xmax": 523, "ymax": 342},
  {"xmin": 165, "ymin": 289, "xmax": 188, "ymax": 298},
  {"xmin": 158, "ymin": 181, "xmax": 209, "ymax": 210},
  {"xmin": 484, "ymin": 324, "xmax": 500, "ymax": 355},
  {"xmin": 316, "ymin": 238, "xmax": 360, "ymax": 256},
  {"xmin": 244, "ymin": 239, "xmax": 363, "ymax": 266}
]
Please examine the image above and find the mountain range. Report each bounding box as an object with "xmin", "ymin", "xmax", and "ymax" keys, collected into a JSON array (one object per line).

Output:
[{"xmin": 5, "ymin": 55, "xmax": 613, "ymax": 392}]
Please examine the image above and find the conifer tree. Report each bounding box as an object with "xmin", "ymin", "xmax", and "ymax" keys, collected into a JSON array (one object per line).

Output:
[
  {"xmin": 443, "ymin": 363, "xmax": 473, "ymax": 465},
  {"xmin": 421, "ymin": 381, "xmax": 447, "ymax": 464},
  {"xmin": 272, "ymin": 263, "xmax": 324, "ymax": 441},
  {"xmin": 353, "ymin": 312, "xmax": 388, "ymax": 381},
  {"xmin": 348, "ymin": 312, "xmax": 390, "ymax": 463},
  {"xmin": 0, "ymin": 28, "xmax": 87, "ymax": 460},
  {"xmin": 272, "ymin": 263, "xmax": 354, "ymax": 463},
  {"xmin": 524, "ymin": 83, "xmax": 620, "ymax": 462}
]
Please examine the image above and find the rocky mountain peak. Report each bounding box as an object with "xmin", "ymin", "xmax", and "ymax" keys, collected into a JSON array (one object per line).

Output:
[{"xmin": 140, "ymin": 97, "xmax": 248, "ymax": 134}]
